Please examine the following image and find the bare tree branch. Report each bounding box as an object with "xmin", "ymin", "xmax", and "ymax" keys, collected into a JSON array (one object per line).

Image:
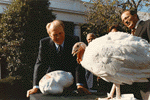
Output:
[
  {"xmin": 131, "ymin": 0, "xmax": 137, "ymax": 8},
  {"xmin": 82, "ymin": 0, "xmax": 149, "ymax": 36},
  {"xmin": 136, "ymin": 0, "xmax": 142, "ymax": 8}
]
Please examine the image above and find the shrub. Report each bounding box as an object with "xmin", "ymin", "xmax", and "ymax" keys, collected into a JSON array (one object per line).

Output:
[
  {"xmin": 0, "ymin": 76, "xmax": 31, "ymax": 99},
  {"xmin": 0, "ymin": 0, "xmax": 55, "ymax": 77}
]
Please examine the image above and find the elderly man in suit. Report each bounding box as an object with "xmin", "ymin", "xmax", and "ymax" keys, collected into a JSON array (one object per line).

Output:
[
  {"xmin": 27, "ymin": 20, "xmax": 90, "ymax": 97},
  {"xmin": 121, "ymin": 9, "xmax": 150, "ymax": 100}
]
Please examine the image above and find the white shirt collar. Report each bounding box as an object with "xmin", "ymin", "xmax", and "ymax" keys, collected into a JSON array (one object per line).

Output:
[
  {"xmin": 135, "ymin": 20, "xmax": 141, "ymax": 29},
  {"xmin": 55, "ymin": 41, "xmax": 64, "ymax": 50}
]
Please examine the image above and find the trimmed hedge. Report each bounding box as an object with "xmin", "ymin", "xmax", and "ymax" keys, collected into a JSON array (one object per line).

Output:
[{"xmin": 0, "ymin": 76, "xmax": 32, "ymax": 99}]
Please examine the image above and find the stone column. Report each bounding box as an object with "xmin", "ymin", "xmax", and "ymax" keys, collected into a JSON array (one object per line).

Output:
[{"xmin": 74, "ymin": 24, "xmax": 81, "ymax": 41}]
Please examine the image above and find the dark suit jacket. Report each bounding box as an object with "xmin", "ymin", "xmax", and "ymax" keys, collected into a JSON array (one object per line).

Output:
[
  {"xmin": 134, "ymin": 20, "xmax": 150, "ymax": 42},
  {"xmin": 33, "ymin": 35, "xmax": 86, "ymax": 89},
  {"xmin": 132, "ymin": 19, "xmax": 150, "ymax": 99},
  {"xmin": 85, "ymin": 70, "xmax": 98, "ymax": 89}
]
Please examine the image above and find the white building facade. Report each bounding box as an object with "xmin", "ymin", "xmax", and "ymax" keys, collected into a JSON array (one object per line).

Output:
[
  {"xmin": 0, "ymin": 0, "xmax": 150, "ymax": 39},
  {"xmin": 0, "ymin": 0, "xmax": 88, "ymax": 40},
  {"xmin": 49, "ymin": 0, "xmax": 88, "ymax": 40}
]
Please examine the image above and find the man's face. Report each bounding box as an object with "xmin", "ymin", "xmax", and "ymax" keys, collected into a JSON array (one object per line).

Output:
[
  {"xmin": 121, "ymin": 11, "xmax": 138, "ymax": 29},
  {"xmin": 49, "ymin": 25, "xmax": 65, "ymax": 45},
  {"xmin": 87, "ymin": 34, "xmax": 95, "ymax": 43}
]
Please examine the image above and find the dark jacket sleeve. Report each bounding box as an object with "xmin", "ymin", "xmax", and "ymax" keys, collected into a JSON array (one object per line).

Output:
[
  {"xmin": 33, "ymin": 39, "xmax": 49, "ymax": 86},
  {"xmin": 138, "ymin": 20, "xmax": 150, "ymax": 43},
  {"xmin": 76, "ymin": 64, "xmax": 87, "ymax": 87},
  {"xmin": 142, "ymin": 20, "xmax": 150, "ymax": 43},
  {"xmin": 73, "ymin": 35, "xmax": 87, "ymax": 86},
  {"xmin": 147, "ymin": 20, "xmax": 150, "ymax": 43}
]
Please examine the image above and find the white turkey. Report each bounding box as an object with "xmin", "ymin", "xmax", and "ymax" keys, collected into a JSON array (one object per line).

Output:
[
  {"xmin": 72, "ymin": 32, "xmax": 150, "ymax": 99},
  {"xmin": 39, "ymin": 70, "xmax": 73, "ymax": 94}
]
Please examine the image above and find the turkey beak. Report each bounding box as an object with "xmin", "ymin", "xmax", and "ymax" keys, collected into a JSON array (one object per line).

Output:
[
  {"xmin": 72, "ymin": 49, "xmax": 79, "ymax": 56},
  {"xmin": 72, "ymin": 51, "xmax": 76, "ymax": 56},
  {"xmin": 73, "ymin": 53, "xmax": 76, "ymax": 56}
]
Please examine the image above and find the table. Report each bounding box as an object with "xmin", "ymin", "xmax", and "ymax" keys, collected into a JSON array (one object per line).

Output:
[{"xmin": 30, "ymin": 92, "xmax": 107, "ymax": 100}]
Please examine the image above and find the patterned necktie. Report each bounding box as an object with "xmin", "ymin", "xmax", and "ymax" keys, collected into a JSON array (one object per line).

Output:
[{"xmin": 58, "ymin": 45, "xmax": 62, "ymax": 53}]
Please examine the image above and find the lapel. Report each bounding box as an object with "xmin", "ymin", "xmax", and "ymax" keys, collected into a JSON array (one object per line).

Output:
[
  {"xmin": 63, "ymin": 35, "xmax": 72, "ymax": 53},
  {"xmin": 134, "ymin": 21, "xmax": 144, "ymax": 36},
  {"xmin": 63, "ymin": 38, "xmax": 68, "ymax": 52},
  {"xmin": 48, "ymin": 38, "xmax": 57, "ymax": 54}
]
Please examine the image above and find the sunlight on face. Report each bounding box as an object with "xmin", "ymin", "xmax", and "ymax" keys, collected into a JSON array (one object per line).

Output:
[
  {"xmin": 87, "ymin": 34, "xmax": 95, "ymax": 43},
  {"xmin": 49, "ymin": 25, "xmax": 65, "ymax": 45},
  {"xmin": 121, "ymin": 11, "xmax": 138, "ymax": 29}
]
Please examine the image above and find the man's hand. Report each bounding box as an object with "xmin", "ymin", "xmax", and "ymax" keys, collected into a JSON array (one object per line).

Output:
[
  {"xmin": 26, "ymin": 88, "xmax": 38, "ymax": 97},
  {"xmin": 77, "ymin": 85, "xmax": 91, "ymax": 95}
]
